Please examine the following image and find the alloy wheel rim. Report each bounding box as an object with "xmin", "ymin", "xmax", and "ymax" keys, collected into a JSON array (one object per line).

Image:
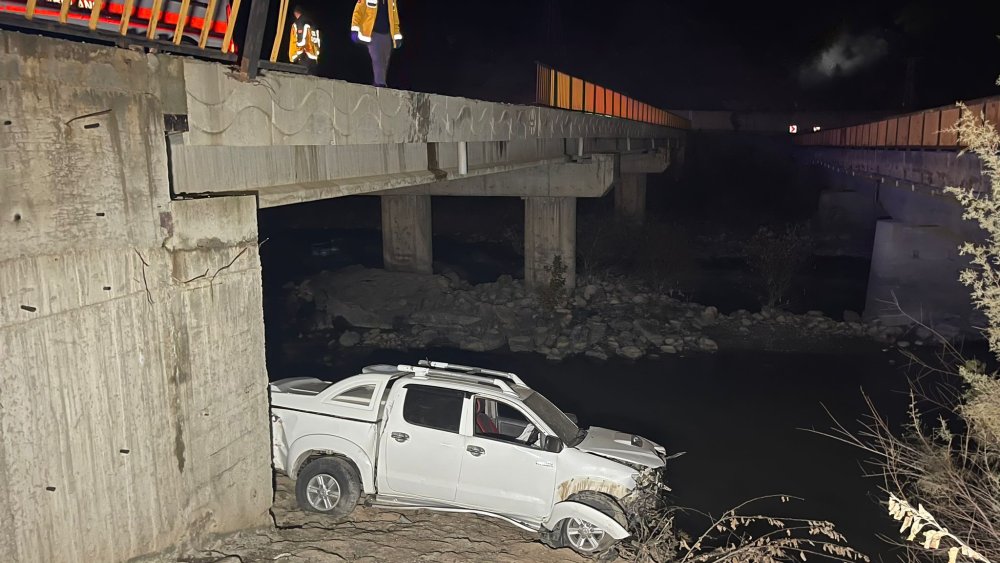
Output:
[
  {"xmin": 566, "ymin": 517, "xmax": 606, "ymax": 552},
  {"xmin": 306, "ymin": 474, "xmax": 342, "ymax": 511}
]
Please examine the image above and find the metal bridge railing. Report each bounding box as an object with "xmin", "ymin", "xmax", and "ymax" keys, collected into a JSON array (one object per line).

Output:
[
  {"xmin": 535, "ymin": 62, "xmax": 690, "ymax": 130},
  {"xmin": 0, "ymin": 0, "xmax": 243, "ymax": 60},
  {"xmin": 795, "ymin": 95, "xmax": 1000, "ymax": 149},
  {"xmin": 0, "ymin": 0, "xmax": 322, "ymax": 76}
]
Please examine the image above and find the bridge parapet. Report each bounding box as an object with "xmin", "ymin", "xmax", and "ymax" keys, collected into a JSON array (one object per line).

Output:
[
  {"xmin": 796, "ymin": 96, "xmax": 1000, "ymax": 150},
  {"xmin": 794, "ymin": 96, "xmax": 998, "ymax": 193},
  {"xmin": 180, "ymin": 60, "xmax": 682, "ymax": 147}
]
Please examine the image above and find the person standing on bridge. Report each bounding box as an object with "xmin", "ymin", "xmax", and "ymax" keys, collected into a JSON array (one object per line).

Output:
[
  {"xmin": 289, "ymin": 5, "xmax": 321, "ymax": 75},
  {"xmin": 350, "ymin": 0, "xmax": 403, "ymax": 88}
]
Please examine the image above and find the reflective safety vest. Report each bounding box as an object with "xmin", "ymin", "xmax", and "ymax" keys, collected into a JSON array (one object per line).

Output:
[
  {"xmin": 350, "ymin": 0, "xmax": 402, "ymax": 43},
  {"xmin": 289, "ymin": 18, "xmax": 321, "ymax": 62}
]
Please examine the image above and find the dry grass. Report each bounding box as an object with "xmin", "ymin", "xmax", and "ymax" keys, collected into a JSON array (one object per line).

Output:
[{"xmin": 824, "ymin": 387, "xmax": 999, "ymax": 563}]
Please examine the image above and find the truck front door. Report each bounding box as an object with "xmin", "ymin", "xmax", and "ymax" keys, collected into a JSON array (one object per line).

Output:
[
  {"xmin": 455, "ymin": 395, "xmax": 558, "ymax": 520},
  {"xmin": 380, "ymin": 384, "xmax": 466, "ymax": 502}
]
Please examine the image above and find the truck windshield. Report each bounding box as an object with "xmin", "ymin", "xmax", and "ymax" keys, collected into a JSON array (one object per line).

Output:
[{"xmin": 523, "ymin": 390, "xmax": 583, "ymax": 446}]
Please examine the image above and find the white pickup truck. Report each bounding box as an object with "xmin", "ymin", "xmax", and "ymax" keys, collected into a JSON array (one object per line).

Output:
[{"xmin": 270, "ymin": 361, "xmax": 670, "ymax": 556}]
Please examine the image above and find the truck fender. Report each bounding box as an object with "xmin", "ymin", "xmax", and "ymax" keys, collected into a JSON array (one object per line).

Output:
[
  {"xmin": 287, "ymin": 434, "xmax": 376, "ymax": 494},
  {"xmin": 541, "ymin": 500, "xmax": 630, "ymax": 540},
  {"xmin": 271, "ymin": 415, "xmax": 289, "ymax": 472}
]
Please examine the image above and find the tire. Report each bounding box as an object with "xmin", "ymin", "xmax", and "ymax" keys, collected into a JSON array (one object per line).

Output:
[
  {"xmin": 559, "ymin": 491, "xmax": 627, "ymax": 557},
  {"xmin": 295, "ymin": 457, "xmax": 362, "ymax": 519}
]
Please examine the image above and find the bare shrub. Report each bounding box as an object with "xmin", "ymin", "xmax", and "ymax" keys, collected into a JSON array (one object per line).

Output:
[
  {"xmin": 743, "ymin": 224, "xmax": 814, "ymax": 307},
  {"xmin": 619, "ymin": 495, "xmax": 868, "ymax": 563},
  {"xmin": 536, "ymin": 254, "xmax": 567, "ymax": 313},
  {"xmin": 826, "ymin": 386, "xmax": 999, "ymax": 563},
  {"xmin": 946, "ymin": 104, "xmax": 1000, "ymax": 357},
  {"xmin": 577, "ymin": 217, "xmax": 696, "ymax": 291},
  {"xmin": 617, "ymin": 472, "xmax": 866, "ymax": 563}
]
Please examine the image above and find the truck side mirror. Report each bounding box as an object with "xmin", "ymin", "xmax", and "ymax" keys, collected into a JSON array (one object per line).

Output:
[
  {"xmin": 544, "ymin": 435, "xmax": 564, "ymax": 453},
  {"xmin": 565, "ymin": 413, "xmax": 578, "ymax": 424}
]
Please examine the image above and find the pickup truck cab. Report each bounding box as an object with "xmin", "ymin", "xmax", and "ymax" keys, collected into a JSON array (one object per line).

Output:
[{"xmin": 270, "ymin": 361, "xmax": 669, "ymax": 556}]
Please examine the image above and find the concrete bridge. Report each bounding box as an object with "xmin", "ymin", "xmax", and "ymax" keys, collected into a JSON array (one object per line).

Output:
[
  {"xmin": 170, "ymin": 60, "xmax": 684, "ymax": 287},
  {"xmin": 796, "ymin": 100, "xmax": 997, "ymax": 334},
  {"xmin": 0, "ymin": 31, "xmax": 685, "ymax": 563}
]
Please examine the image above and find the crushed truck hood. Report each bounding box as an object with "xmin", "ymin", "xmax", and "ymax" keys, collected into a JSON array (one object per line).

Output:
[{"xmin": 575, "ymin": 426, "xmax": 666, "ymax": 469}]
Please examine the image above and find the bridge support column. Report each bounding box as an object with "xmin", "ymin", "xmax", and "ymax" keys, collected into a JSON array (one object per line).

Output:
[
  {"xmin": 381, "ymin": 194, "xmax": 433, "ymax": 274},
  {"xmin": 815, "ymin": 177, "xmax": 880, "ymax": 257},
  {"xmin": 864, "ymin": 219, "xmax": 971, "ymax": 331},
  {"xmin": 524, "ymin": 196, "xmax": 577, "ymax": 290},
  {"xmin": 615, "ymin": 173, "xmax": 647, "ymax": 224}
]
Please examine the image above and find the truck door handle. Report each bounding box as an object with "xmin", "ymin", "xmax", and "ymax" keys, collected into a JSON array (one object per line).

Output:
[
  {"xmin": 466, "ymin": 445, "xmax": 485, "ymax": 457},
  {"xmin": 391, "ymin": 432, "xmax": 409, "ymax": 443}
]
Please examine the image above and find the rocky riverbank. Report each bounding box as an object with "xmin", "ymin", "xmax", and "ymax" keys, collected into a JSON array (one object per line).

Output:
[{"xmin": 283, "ymin": 266, "xmax": 922, "ymax": 362}]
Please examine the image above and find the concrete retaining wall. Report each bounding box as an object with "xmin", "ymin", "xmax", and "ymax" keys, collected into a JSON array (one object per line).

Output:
[{"xmin": 0, "ymin": 32, "xmax": 271, "ymax": 562}]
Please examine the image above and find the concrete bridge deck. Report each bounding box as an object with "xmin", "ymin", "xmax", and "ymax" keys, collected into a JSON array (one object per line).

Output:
[
  {"xmin": 171, "ymin": 58, "xmax": 681, "ymax": 205},
  {"xmin": 165, "ymin": 57, "xmax": 685, "ymax": 284}
]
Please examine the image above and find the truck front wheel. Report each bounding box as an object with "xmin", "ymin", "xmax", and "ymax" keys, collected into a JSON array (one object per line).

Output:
[
  {"xmin": 295, "ymin": 457, "xmax": 362, "ymax": 519},
  {"xmin": 560, "ymin": 491, "xmax": 628, "ymax": 557}
]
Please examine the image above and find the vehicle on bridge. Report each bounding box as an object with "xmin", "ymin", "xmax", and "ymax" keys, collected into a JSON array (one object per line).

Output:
[
  {"xmin": 270, "ymin": 360, "xmax": 670, "ymax": 556},
  {"xmin": 1, "ymin": 0, "xmax": 236, "ymax": 51}
]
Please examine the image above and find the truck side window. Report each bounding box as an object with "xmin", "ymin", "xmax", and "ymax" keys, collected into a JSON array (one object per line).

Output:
[
  {"xmin": 330, "ymin": 384, "xmax": 376, "ymax": 406},
  {"xmin": 474, "ymin": 396, "xmax": 540, "ymax": 448},
  {"xmin": 402, "ymin": 385, "xmax": 464, "ymax": 433}
]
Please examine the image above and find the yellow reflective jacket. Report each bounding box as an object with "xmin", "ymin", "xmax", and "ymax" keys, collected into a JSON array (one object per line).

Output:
[
  {"xmin": 350, "ymin": 0, "xmax": 402, "ymax": 43},
  {"xmin": 289, "ymin": 18, "xmax": 321, "ymax": 62}
]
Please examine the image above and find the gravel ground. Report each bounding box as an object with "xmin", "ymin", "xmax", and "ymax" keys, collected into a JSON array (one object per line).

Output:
[{"xmin": 184, "ymin": 476, "xmax": 587, "ymax": 563}]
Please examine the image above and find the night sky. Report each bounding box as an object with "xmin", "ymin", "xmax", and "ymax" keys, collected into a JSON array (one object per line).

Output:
[{"xmin": 289, "ymin": 0, "xmax": 1000, "ymax": 113}]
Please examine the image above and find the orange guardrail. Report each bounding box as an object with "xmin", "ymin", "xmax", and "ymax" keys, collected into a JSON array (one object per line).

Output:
[
  {"xmin": 795, "ymin": 96, "xmax": 1000, "ymax": 148},
  {"xmin": 535, "ymin": 62, "xmax": 690, "ymax": 129}
]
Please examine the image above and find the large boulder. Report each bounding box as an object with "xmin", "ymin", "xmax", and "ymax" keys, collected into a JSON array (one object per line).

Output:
[
  {"xmin": 305, "ymin": 266, "xmax": 449, "ymax": 329},
  {"xmin": 507, "ymin": 336, "xmax": 535, "ymax": 353},
  {"xmin": 633, "ymin": 319, "xmax": 664, "ymax": 346},
  {"xmin": 459, "ymin": 329, "xmax": 507, "ymax": 352},
  {"xmin": 409, "ymin": 310, "xmax": 483, "ymax": 328},
  {"xmin": 618, "ymin": 346, "xmax": 645, "ymax": 360}
]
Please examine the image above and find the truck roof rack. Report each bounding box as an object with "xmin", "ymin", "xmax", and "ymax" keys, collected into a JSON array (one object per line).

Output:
[
  {"xmin": 416, "ymin": 360, "xmax": 527, "ymax": 387},
  {"xmin": 396, "ymin": 364, "xmax": 520, "ymax": 397}
]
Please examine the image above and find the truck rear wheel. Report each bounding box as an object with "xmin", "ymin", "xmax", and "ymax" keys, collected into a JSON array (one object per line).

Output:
[{"xmin": 295, "ymin": 457, "xmax": 362, "ymax": 519}]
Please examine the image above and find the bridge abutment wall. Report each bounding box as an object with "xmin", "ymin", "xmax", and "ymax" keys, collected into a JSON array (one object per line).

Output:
[
  {"xmin": 0, "ymin": 32, "xmax": 271, "ymax": 562},
  {"xmin": 805, "ymin": 147, "xmax": 986, "ymax": 336}
]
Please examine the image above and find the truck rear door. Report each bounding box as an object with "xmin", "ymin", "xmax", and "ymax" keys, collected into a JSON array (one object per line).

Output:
[{"xmin": 379, "ymin": 384, "xmax": 467, "ymax": 502}]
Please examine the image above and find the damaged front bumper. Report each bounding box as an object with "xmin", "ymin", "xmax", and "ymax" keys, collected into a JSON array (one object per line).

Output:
[{"xmin": 622, "ymin": 465, "xmax": 671, "ymax": 522}]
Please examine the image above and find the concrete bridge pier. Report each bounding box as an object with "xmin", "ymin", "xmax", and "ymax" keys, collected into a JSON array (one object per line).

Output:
[
  {"xmin": 615, "ymin": 173, "xmax": 648, "ymax": 224},
  {"xmin": 381, "ymin": 194, "xmax": 433, "ymax": 274},
  {"xmin": 610, "ymin": 147, "xmax": 671, "ymax": 225},
  {"xmin": 814, "ymin": 176, "xmax": 881, "ymax": 257},
  {"xmin": 864, "ymin": 219, "xmax": 970, "ymax": 331},
  {"xmin": 524, "ymin": 197, "xmax": 577, "ymax": 290}
]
